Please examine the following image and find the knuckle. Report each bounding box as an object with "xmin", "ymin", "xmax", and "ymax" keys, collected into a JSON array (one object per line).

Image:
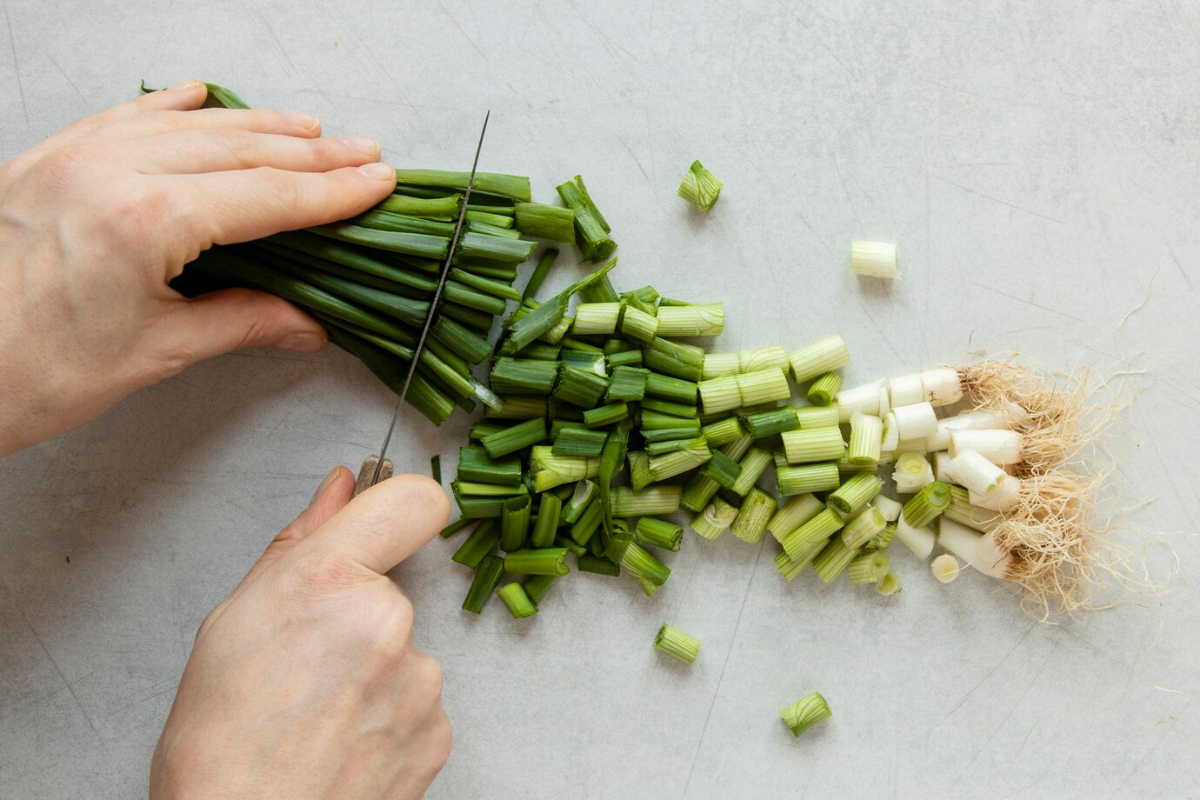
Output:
[
  {"xmin": 32, "ymin": 143, "xmax": 101, "ymax": 192},
  {"xmin": 412, "ymin": 651, "xmax": 444, "ymax": 697},
  {"xmin": 257, "ymin": 166, "xmax": 303, "ymax": 215},
  {"xmin": 428, "ymin": 714, "xmax": 453, "ymax": 769}
]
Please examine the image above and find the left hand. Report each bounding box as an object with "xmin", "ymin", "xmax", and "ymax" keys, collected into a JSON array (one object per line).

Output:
[{"xmin": 0, "ymin": 78, "xmax": 397, "ymax": 456}]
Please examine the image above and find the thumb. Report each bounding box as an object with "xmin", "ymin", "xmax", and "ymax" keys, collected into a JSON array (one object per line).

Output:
[
  {"xmin": 167, "ymin": 287, "xmax": 328, "ymax": 364},
  {"xmin": 299, "ymin": 474, "xmax": 451, "ymax": 576}
]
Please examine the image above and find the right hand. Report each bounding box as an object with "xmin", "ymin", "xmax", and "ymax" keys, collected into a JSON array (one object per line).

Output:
[{"xmin": 149, "ymin": 467, "xmax": 453, "ymax": 799}]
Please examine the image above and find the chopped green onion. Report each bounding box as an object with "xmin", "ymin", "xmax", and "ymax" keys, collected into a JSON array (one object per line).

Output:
[
  {"xmin": 620, "ymin": 541, "xmax": 671, "ymax": 596},
  {"xmin": 806, "ymin": 372, "xmax": 842, "ymax": 406},
  {"xmin": 826, "ymin": 471, "xmax": 884, "ymax": 514},
  {"xmin": 554, "ymin": 536, "xmax": 587, "ymax": 557},
  {"xmin": 552, "ymin": 425, "xmax": 609, "ymax": 457},
  {"xmin": 553, "ymin": 365, "xmax": 609, "ymax": 408},
  {"xmin": 514, "ymin": 201, "xmax": 575, "ymax": 242},
  {"xmin": 447, "ymin": 267, "xmax": 521, "ymax": 301},
  {"xmin": 522, "ymin": 574, "xmax": 560, "ymax": 604},
  {"xmin": 781, "ymin": 507, "xmax": 844, "ymax": 560},
  {"xmin": 789, "ymin": 334, "xmax": 851, "ymax": 384},
  {"xmin": 699, "ymin": 449, "xmax": 742, "ymax": 491},
  {"xmin": 642, "ymin": 338, "xmax": 705, "ymax": 382},
  {"xmin": 767, "ymin": 493, "xmax": 825, "ymax": 542},
  {"xmin": 847, "ymin": 550, "xmax": 890, "ymax": 584},
  {"xmin": 557, "ymin": 176, "xmax": 616, "ymax": 262},
  {"xmin": 850, "ymin": 241, "xmax": 899, "ymax": 279},
  {"xmin": 530, "ymin": 493, "xmax": 562, "ymax": 548},
  {"xmin": 457, "ymin": 446, "xmax": 523, "ymax": 485},
  {"xmin": 655, "ymin": 623, "xmax": 701, "ymax": 663},
  {"xmin": 611, "ymin": 486, "xmax": 682, "ymax": 517},
  {"xmin": 620, "ymin": 305, "xmax": 659, "ymax": 342},
  {"xmin": 496, "ymin": 582, "xmax": 538, "ymax": 618},
  {"xmin": 490, "ymin": 358, "xmax": 560, "ymax": 396},
  {"xmin": 931, "ymin": 553, "xmax": 961, "ymax": 583},
  {"xmin": 773, "ymin": 538, "xmax": 827, "ymax": 581},
  {"xmin": 503, "ymin": 259, "xmax": 616, "ymax": 353},
  {"xmin": 485, "ymin": 396, "xmax": 549, "ymax": 420},
  {"xmin": 701, "ymin": 346, "xmax": 789, "ymax": 379},
  {"xmin": 700, "ymin": 416, "xmax": 746, "ymax": 447},
  {"xmin": 729, "ymin": 447, "xmax": 773, "ymax": 496},
  {"xmin": 431, "ymin": 316, "xmax": 493, "ymax": 364},
  {"xmin": 504, "ymin": 548, "xmax": 570, "ymax": 576},
  {"xmin": 453, "ymin": 481, "xmax": 527, "ymax": 496},
  {"xmin": 677, "ymin": 160, "xmax": 723, "ymax": 212},
  {"xmin": 451, "ymin": 519, "xmax": 499, "ymax": 568},
  {"xmin": 634, "ymin": 518, "xmax": 683, "ymax": 551},
  {"xmin": 656, "ymin": 302, "xmax": 725, "ymax": 337},
  {"xmin": 868, "ymin": 522, "xmax": 897, "ymax": 550},
  {"xmin": 812, "ymin": 537, "xmax": 860, "ymax": 583},
  {"xmin": 573, "ymin": 302, "xmax": 622, "ymax": 336},
  {"xmin": 522, "ymin": 248, "xmax": 559, "ymax": 301},
  {"xmin": 779, "ymin": 692, "xmax": 832, "ymax": 737},
  {"xmin": 795, "ymin": 405, "xmax": 841, "ymax": 429},
  {"xmin": 943, "ymin": 485, "xmax": 1000, "ymax": 532},
  {"xmin": 598, "ymin": 418, "xmax": 632, "ymax": 534},
  {"xmin": 739, "ymin": 407, "xmax": 799, "ymax": 439},
  {"xmin": 876, "ymin": 571, "xmax": 902, "ymax": 595},
  {"xmin": 648, "ymin": 437, "xmax": 712, "ymax": 481},
  {"xmin": 439, "ymin": 518, "xmax": 473, "ymax": 539},
  {"xmin": 530, "ymin": 446, "xmax": 600, "ymax": 491},
  {"xmin": 569, "ymin": 497, "xmax": 605, "ymax": 545},
  {"xmin": 578, "ymin": 554, "xmax": 621, "ymax": 576},
  {"xmin": 606, "ymin": 366, "xmax": 649, "ymax": 402},
  {"xmin": 462, "ymin": 555, "xmax": 505, "ymax": 614},
  {"xmin": 500, "ymin": 495, "xmax": 532, "ymax": 551},
  {"xmin": 781, "ymin": 427, "xmax": 846, "ymax": 464},
  {"xmin": 847, "ymin": 412, "xmax": 884, "ymax": 465},
  {"xmin": 395, "ymin": 168, "xmax": 531, "ymax": 201},
  {"xmin": 640, "ymin": 397, "xmax": 698, "ymax": 419},
  {"xmin": 628, "ymin": 450, "xmax": 654, "ymax": 491},
  {"xmin": 699, "ymin": 367, "xmax": 791, "ymax": 415},
  {"xmin": 644, "ymin": 372, "xmax": 699, "ymax": 403},
  {"xmin": 840, "ymin": 507, "xmax": 886, "ymax": 548},
  {"xmin": 729, "ymin": 488, "xmax": 776, "ymax": 543},
  {"xmin": 892, "ymin": 450, "xmax": 935, "ymax": 493},
  {"xmin": 689, "ymin": 497, "xmax": 738, "ymax": 540},
  {"xmin": 583, "ymin": 402, "xmax": 629, "ymax": 429},
  {"xmin": 901, "ymin": 481, "xmax": 951, "ymax": 528},
  {"xmin": 481, "ymin": 417, "xmax": 547, "ymax": 458}
]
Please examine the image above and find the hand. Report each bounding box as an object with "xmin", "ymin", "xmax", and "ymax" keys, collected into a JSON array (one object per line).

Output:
[
  {"xmin": 0, "ymin": 79, "xmax": 398, "ymax": 456},
  {"xmin": 150, "ymin": 467, "xmax": 453, "ymax": 799}
]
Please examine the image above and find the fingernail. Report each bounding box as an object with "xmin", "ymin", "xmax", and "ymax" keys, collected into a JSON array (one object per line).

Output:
[
  {"xmin": 341, "ymin": 136, "xmax": 379, "ymax": 156},
  {"xmin": 169, "ymin": 78, "xmax": 201, "ymax": 91},
  {"xmin": 357, "ymin": 162, "xmax": 395, "ymax": 181},
  {"xmin": 277, "ymin": 331, "xmax": 327, "ymax": 352},
  {"xmin": 284, "ymin": 111, "xmax": 320, "ymax": 131},
  {"xmin": 311, "ymin": 466, "xmax": 342, "ymax": 503}
]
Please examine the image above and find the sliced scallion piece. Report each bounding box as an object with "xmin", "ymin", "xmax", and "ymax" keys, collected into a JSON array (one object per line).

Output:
[
  {"xmin": 530, "ymin": 493, "xmax": 562, "ymax": 548},
  {"xmin": 789, "ymin": 334, "xmax": 851, "ymax": 384},
  {"xmin": 611, "ymin": 486, "xmax": 682, "ymax": 517},
  {"xmin": 807, "ymin": 372, "xmax": 842, "ymax": 406},
  {"xmin": 504, "ymin": 548, "xmax": 570, "ymax": 576},
  {"xmin": 496, "ymin": 582, "xmax": 538, "ymax": 618},
  {"xmin": 779, "ymin": 692, "xmax": 832, "ymax": 737},
  {"xmin": 677, "ymin": 160, "xmax": 723, "ymax": 212},
  {"xmin": 689, "ymin": 497, "xmax": 738, "ymax": 540},
  {"xmin": 462, "ymin": 555, "xmax": 505, "ymax": 614},
  {"xmin": 656, "ymin": 302, "xmax": 725, "ymax": 337},
  {"xmin": 729, "ymin": 488, "xmax": 776, "ymax": 543},
  {"xmin": 654, "ymin": 623, "xmax": 701, "ymax": 663}
]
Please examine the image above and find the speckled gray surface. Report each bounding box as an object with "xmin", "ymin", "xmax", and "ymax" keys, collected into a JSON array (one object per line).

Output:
[{"xmin": 2, "ymin": 1, "xmax": 1199, "ymax": 798}]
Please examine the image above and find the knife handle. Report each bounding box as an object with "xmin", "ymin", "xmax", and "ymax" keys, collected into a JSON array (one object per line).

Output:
[{"xmin": 353, "ymin": 454, "xmax": 394, "ymax": 497}]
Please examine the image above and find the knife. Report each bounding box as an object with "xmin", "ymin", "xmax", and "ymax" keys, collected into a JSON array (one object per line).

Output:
[{"xmin": 354, "ymin": 110, "xmax": 491, "ymax": 495}]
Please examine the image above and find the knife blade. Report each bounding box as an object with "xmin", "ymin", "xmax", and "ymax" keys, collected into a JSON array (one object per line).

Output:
[{"xmin": 358, "ymin": 110, "xmax": 491, "ymax": 492}]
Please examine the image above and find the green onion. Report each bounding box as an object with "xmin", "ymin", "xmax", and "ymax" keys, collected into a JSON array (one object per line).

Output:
[
  {"xmin": 620, "ymin": 541, "xmax": 671, "ymax": 596},
  {"xmin": 514, "ymin": 201, "xmax": 575, "ymax": 242},
  {"xmin": 451, "ymin": 519, "xmax": 499, "ymax": 568},
  {"xmin": 378, "ymin": 192, "xmax": 461, "ymax": 218},
  {"xmin": 700, "ymin": 416, "xmax": 746, "ymax": 447},
  {"xmin": 552, "ymin": 425, "xmax": 609, "ymax": 457},
  {"xmin": 611, "ymin": 486, "xmax": 682, "ymax": 517},
  {"xmin": 608, "ymin": 349, "xmax": 643, "ymax": 368},
  {"xmin": 677, "ymin": 160, "xmax": 723, "ymax": 212},
  {"xmin": 868, "ymin": 522, "xmax": 897, "ymax": 550},
  {"xmin": 522, "ymin": 248, "xmax": 560, "ymax": 301},
  {"xmin": 557, "ymin": 175, "xmax": 615, "ymax": 262},
  {"xmin": 447, "ymin": 267, "xmax": 521, "ymax": 302},
  {"xmin": 481, "ymin": 417, "xmax": 547, "ymax": 459},
  {"xmin": 789, "ymin": 334, "xmax": 851, "ymax": 384},
  {"xmin": 568, "ymin": 497, "xmax": 604, "ymax": 545},
  {"xmin": 729, "ymin": 447, "xmax": 772, "ymax": 496},
  {"xmin": 431, "ymin": 316, "xmax": 493, "ymax": 364},
  {"xmin": 308, "ymin": 222, "xmax": 449, "ymax": 260},
  {"xmin": 462, "ymin": 555, "xmax": 505, "ymax": 614},
  {"xmin": 504, "ymin": 548, "xmax": 570, "ymax": 576},
  {"xmin": 583, "ymin": 402, "xmax": 629, "ymax": 429},
  {"xmin": 457, "ymin": 446, "xmax": 523, "ymax": 485},
  {"xmin": 642, "ymin": 338, "xmax": 705, "ymax": 382},
  {"xmin": 453, "ymin": 481, "xmax": 527, "ymax": 496},
  {"xmin": 490, "ymin": 358, "xmax": 559, "ymax": 396},
  {"xmin": 529, "ymin": 497, "xmax": 562, "ymax": 550},
  {"xmin": 562, "ymin": 480, "xmax": 598, "ymax": 524},
  {"xmin": 438, "ymin": 518, "xmax": 472, "ymax": 539},
  {"xmin": 876, "ymin": 571, "xmax": 902, "ymax": 595},
  {"xmin": 739, "ymin": 407, "xmax": 799, "ymax": 439},
  {"xmin": 648, "ymin": 437, "xmax": 712, "ymax": 481},
  {"xmin": 577, "ymin": 554, "xmax": 621, "ymax": 576},
  {"xmin": 573, "ymin": 302, "xmax": 622, "ymax": 336},
  {"xmin": 812, "ymin": 537, "xmax": 860, "ymax": 583},
  {"xmin": 699, "ymin": 367, "xmax": 791, "ymax": 415},
  {"xmin": 795, "ymin": 405, "xmax": 841, "ymax": 429},
  {"xmin": 465, "ymin": 210, "xmax": 514, "ymax": 228},
  {"xmin": 701, "ymin": 346, "xmax": 789, "ymax": 379},
  {"xmin": 779, "ymin": 692, "xmax": 832, "ymax": 737},
  {"xmin": 729, "ymin": 488, "xmax": 776, "ymax": 543},
  {"xmin": 847, "ymin": 412, "xmax": 884, "ymax": 465},
  {"xmin": 555, "ymin": 536, "xmax": 587, "ymax": 557},
  {"xmin": 773, "ymin": 539, "xmax": 826, "ymax": 581},
  {"xmin": 355, "ymin": 209, "xmax": 455, "ymax": 236},
  {"xmin": 598, "ymin": 418, "xmax": 632, "ymax": 534},
  {"xmin": 656, "ymin": 302, "xmax": 725, "ymax": 337},
  {"xmin": 606, "ymin": 366, "xmax": 649, "ymax": 402},
  {"xmin": 654, "ymin": 623, "xmax": 701, "ymax": 663},
  {"xmin": 781, "ymin": 428, "xmax": 846, "ymax": 464},
  {"xmin": 847, "ymin": 550, "xmax": 890, "ymax": 584},
  {"xmin": 530, "ymin": 446, "xmax": 600, "ymax": 492},
  {"xmin": 699, "ymin": 450, "xmax": 742, "ymax": 491},
  {"xmin": 626, "ymin": 450, "xmax": 653, "ymax": 491},
  {"xmin": 827, "ymin": 471, "xmax": 884, "ymax": 514},
  {"xmin": 644, "ymin": 371, "xmax": 699, "ymax": 403},
  {"xmin": 553, "ymin": 365, "xmax": 609, "ymax": 408},
  {"xmin": 781, "ymin": 507, "xmax": 844, "ymax": 560},
  {"xmin": 516, "ymin": 342, "xmax": 562, "ymax": 361},
  {"xmin": 430, "ymin": 454, "xmax": 442, "ymax": 485},
  {"xmin": 902, "ymin": 481, "xmax": 951, "ymax": 528},
  {"xmin": 496, "ymin": 582, "xmax": 538, "ymax": 618},
  {"xmin": 620, "ymin": 305, "xmax": 659, "ymax": 342},
  {"xmin": 943, "ymin": 484, "xmax": 1000, "ymax": 532},
  {"xmin": 500, "ymin": 495, "xmax": 532, "ymax": 551},
  {"xmin": 807, "ymin": 372, "xmax": 842, "ymax": 406},
  {"xmin": 640, "ymin": 399, "xmax": 696, "ymax": 421},
  {"xmin": 634, "ymin": 518, "xmax": 683, "ymax": 551},
  {"xmin": 486, "ymin": 396, "xmax": 548, "ymax": 420},
  {"xmin": 840, "ymin": 507, "xmax": 886, "ymax": 548},
  {"xmin": 395, "ymin": 169, "xmax": 531, "ymax": 202},
  {"xmin": 766, "ymin": 493, "xmax": 824, "ymax": 541},
  {"xmin": 524, "ymin": 574, "xmax": 561, "ymax": 604},
  {"xmin": 689, "ymin": 497, "xmax": 738, "ymax": 540},
  {"xmin": 502, "ymin": 259, "xmax": 616, "ymax": 353}
]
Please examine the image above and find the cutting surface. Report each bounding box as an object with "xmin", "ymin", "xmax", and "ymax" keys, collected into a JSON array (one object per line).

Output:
[{"xmin": 1, "ymin": 1, "xmax": 1198, "ymax": 797}]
